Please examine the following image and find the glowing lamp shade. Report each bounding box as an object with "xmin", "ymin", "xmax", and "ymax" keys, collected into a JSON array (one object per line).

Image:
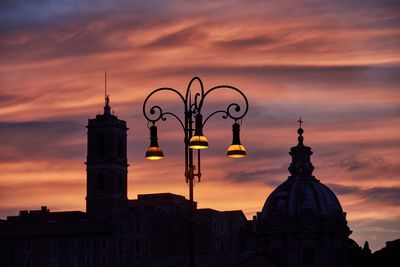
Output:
[
  {"xmin": 145, "ymin": 125, "xmax": 164, "ymax": 160},
  {"xmin": 189, "ymin": 135, "xmax": 209, "ymax": 149},
  {"xmin": 227, "ymin": 123, "xmax": 246, "ymax": 158},
  {"xmin": 145, "ymin": 146, "xmax": 164, "ymax": 160},
  {"xmin": 189, "ymin": 114, "xmax": 209, "ymax": 149},
  {"xmin": 227, "ymin": 144, "xmax": 246, "ymax": 158}
]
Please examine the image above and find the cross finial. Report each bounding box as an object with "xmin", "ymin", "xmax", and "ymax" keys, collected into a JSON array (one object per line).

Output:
[{"xmin": 298, "ymin": 117, "xmax": 303, "ymax": 128}]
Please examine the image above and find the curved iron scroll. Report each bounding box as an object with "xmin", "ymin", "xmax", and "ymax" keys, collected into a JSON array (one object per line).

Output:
[
  {"xmin": 143, "ymin": 87, "xmax": 185, "ymax": 130},
  {"xmin": 143, "ymin": 77, "xmax": 248, "ymax": 133}
]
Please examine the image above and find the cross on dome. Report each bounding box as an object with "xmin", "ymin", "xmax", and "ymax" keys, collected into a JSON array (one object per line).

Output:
[{"xmin": 298, "ymin": 117, "xmax": 303, "ymax": 128}]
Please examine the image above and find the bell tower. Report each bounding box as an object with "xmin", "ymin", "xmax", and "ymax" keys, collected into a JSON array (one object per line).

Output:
[{"xmin": 86, "ymin": 95, "xmax": 128, "ymax": 218}]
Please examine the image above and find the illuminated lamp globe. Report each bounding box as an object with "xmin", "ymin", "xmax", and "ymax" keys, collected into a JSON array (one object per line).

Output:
[
  {"xmin": 227, "ymin": 122, "xmax": 246, "ymax": 158},
  {"xmin": 145, "ymin": 125, "xmax": 164, "ymax": 160},
  {"xmin": 227, "ymin": 144, "xmax": 246, "ymax": 158},
  {"xmin": 145, "ymin": 146, "xmax": 164, "ymax": 160},
  {"xmin": 189, "ymin": 135, "xmax": 209, "ymax": 149},
  {"xmin": 189, "ymin": 113, "xmax": 209, "ymax": 149}
]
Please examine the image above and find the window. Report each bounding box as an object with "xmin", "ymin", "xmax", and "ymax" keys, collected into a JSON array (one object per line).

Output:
[
  {"xmin": 100, "ymin": 256, "xmax": 108, "ymax": 264},
  {"xmin": 134, "ymin": 239, "xmax": 140, "ymax": 258},
  {"xmin": 70, "ymin": 239, "xmax": 78, "ymax": 251},
  {"xmin": 303, "ymin": 248, "xmax": 314, "ymax": 265},
  {"xmin": 3, "ymin": 242, "xmax": 9, "ymax": 253},
  {"xmin": 119, "ymin": 239, "xmax": 125, "ymax": 258},
  {"xmin": 97, "ymin": 137, "xmax": 105, "ymax": 156},
  {"xmin": 235, "ymin": 243, "xmax": 240, "ymax": 251},
  {"xmin": 101, "ymin": 239, "xmax": 108, "ymax": 250},
  {"xmin": 135, "ymin": 223, "xmax": 141, "ymax": 234},
  {"xmin": 149, "ymin": 240, "xmax": 155, "ymax": 256},
  {"xmin": 97, "ymin": 173, "xmax": 105, "ymax": 190},
  {"xmin": 69, "ymin": 256, "xmax": 77, "ymax": 267},
  {"xmin": 118, "ymin": 174, "xmax": 123, "ymax": 191},
  {"xmin": 50, "ymin": 257, "xmax": 58, "ymax": 267},
  {"xmin": 25, "ymin": 258, "xmax": 32, "ymax": 267},
  {"xmin": 85, "ymin": 239, "xmax": 93, "ymax": 251},
  {"xmin": 213, "ymin": 240, "xmax": 218, "ymax": 252},
  {"xmin": 85, "ymin": 256, "xmax": 92, "ymax": 267},
  {"xmin": 25, "ymin": 241, "xmax": 32, "ymax": 253},
  {"xmin": 50, "ymin": 240, "xmax": 57, "ymax": 252},
  {"xmin": 118, "ymin": 139, "xmax": 123, "ymax": 157}
]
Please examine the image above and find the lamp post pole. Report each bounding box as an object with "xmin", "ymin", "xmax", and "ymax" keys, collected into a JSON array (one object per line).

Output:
[{"xmin": 143, "ymin": 77, "xmax": 248, "ymax": 267}]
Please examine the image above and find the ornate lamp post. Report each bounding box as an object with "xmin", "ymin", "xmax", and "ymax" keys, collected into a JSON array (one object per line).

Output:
[{"xmin": 142, "ymin": 77, "xmax": 248, "ymax": 267}]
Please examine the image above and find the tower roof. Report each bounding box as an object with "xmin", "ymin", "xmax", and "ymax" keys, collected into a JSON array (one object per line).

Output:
[{"xmin": 87, "ymin": 94, "xmax": 127, "ymax": 130}]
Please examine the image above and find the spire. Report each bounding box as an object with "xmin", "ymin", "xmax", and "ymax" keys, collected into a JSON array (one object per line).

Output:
[
  {"xmin": 103, "ymin": 72, "xmax": 111, "ymax": 115},
  {"xmin": 288, "ymin": 117, "xmax": 314, "ymax": 178},
  {"xmin": 297, "ymin": 117, "xmax": 304, "ymax": 145}
]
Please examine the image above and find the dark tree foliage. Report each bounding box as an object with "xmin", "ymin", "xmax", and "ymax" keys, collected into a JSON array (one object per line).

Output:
[{"xmin": 348, "ymin": 239, "xmax": 400, "ymax": 267}]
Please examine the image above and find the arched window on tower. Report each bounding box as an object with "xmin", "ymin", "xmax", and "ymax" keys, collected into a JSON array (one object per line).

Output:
[
  {"xmin": 118, "ymin": 138, "xmax": 123, "ymax": 158},
  {"xmin": 118, "ymin": 174, "xmax": 123, "ymax": 191},
  {"xmin": 97, "ymin": 137, "xmax": 105, "ymax": 157},
  {"xmin": 97, "ymin": 173, "xmax": 105, "ymax": 190}
]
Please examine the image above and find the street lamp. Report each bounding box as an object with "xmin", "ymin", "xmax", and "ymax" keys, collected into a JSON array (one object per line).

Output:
[
  {"xmin": 145, "ymin": 125, "xmax": 164, "ymax": 160},
  {"xmin": 142, "ymin": 77, "xmax": 248, "ymax": 267}
]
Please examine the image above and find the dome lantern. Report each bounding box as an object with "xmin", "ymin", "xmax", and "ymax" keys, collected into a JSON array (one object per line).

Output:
[{"xmin": 288, "ymin": 117, "xmax": 315, "ymax": 178}]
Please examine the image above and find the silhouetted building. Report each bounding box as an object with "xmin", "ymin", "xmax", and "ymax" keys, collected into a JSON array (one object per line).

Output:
[
  {"xmin": 347, "ymin": 238, "xmax": 400, "ymax": 267},
  {"xmin": 2, "ymin": 97, "xmax": 392, "ymax": 267},
  {"xmin": 255, "ymin": 126, "xmax": 351, "ymax": 267},
  {"xmin": 0, "ymin": 97, "xmax": 251, "ymax": 267},
  {"xmin": 86, "ymin": 95, "xmax": 128, "ymax": 219}
]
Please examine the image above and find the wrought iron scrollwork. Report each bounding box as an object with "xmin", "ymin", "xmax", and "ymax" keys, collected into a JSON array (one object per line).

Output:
[
  {"xmin": 143, "ymin": 77, "xmax": 248, "ymax": 132},
  {"xmin": 143, "ymin": 87, "xmax": 185, "ymax": 130}
]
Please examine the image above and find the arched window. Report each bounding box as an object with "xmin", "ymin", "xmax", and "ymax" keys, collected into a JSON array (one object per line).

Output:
[
  {"xmin": 118, "ymin": 174, "xmax": 123, "ymax": 191},
  {"xmin": 118, "ymin": 139, "xmax": 123, "ymax": 157},
  {"xmin": 97, "ymin": 137, "xmax": 105, "ymax": 157},
  {"xmin": 97, "ymin": 173, "xmax": 105, "ymax": 190}
]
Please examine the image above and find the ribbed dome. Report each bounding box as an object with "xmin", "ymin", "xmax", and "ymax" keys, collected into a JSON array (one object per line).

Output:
[
  {"xmin": 259, "ymin": 123, "xmax": 349, "ymax": 231},
  {"xmin": 260, "ymin": 177, "xmax": 344, "ymax": 222}
]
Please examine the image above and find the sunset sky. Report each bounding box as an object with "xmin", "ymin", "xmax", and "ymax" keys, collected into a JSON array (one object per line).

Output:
[{"xmin": 0, "ymin": 0, "xmax": 399, "ymax": 251}]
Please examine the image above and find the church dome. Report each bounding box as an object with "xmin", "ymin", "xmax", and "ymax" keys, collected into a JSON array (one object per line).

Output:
[{"xmin": 259, "ymin": 121, "xmax": 349, "ymax": 232}]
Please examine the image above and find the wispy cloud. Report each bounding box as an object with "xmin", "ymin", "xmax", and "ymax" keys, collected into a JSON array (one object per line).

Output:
[
  {"xmin": 0, "ymin": 121, "xmax": 84, "ymax": 162},
  {"xmin": 328, "ymin": 183, "xmax": 400, "ymax": 206}
]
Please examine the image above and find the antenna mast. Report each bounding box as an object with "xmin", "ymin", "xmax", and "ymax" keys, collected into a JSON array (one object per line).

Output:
[{"xmin": 105, "ymin": 71, "xmax": 107, "ymax": 99}]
